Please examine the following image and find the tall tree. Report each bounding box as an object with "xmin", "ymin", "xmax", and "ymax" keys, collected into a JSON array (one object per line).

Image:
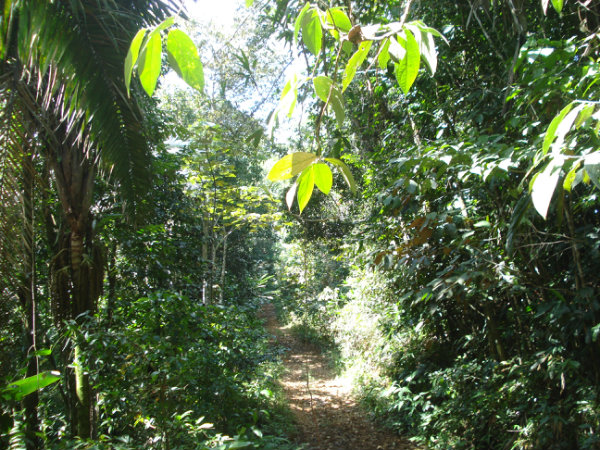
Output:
[{"xmin": 0, "ymin": 0, "xmax": 180, "ymax": 439}]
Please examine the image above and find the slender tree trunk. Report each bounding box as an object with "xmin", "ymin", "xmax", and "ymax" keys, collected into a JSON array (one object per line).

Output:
[
  {"xmin": 19, "ymin": 151, "xmax": 40, "ymax": 450},
  {"xmin": 202, "ymin": 216, "xmax": 209, "ymax": 305},
  {"xmin": 50, "ymin": 144, "xmax": 99, "ymax": 439},
  {"xmin": 219, "ymin": 232, "xmax": 230, "ymax": 304}
]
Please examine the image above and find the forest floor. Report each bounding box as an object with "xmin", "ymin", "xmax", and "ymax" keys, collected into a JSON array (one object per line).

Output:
[{"xmin": 259, "ymin": 303, "xmax": 417, "ymax": 450}]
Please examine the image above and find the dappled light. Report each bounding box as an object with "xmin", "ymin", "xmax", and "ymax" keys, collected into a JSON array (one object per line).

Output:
[{"xmin": 1, "ymin": 0, "xmax": 599, "ymax": 449}]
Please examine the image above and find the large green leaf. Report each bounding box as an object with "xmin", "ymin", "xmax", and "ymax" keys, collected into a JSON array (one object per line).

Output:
[
  {"xmin": 294, "ymin": 2, "xmax": 311, "ymax": 45},
  {"xmin": 267, "ymin": 152, "xmax": 317, "ymax": 181},
  {"xmin": 138, "ymin": 31, "xmax": 162, "ymax": 96},
  {"xmin": 301, "ymin": 8, "xmax": 323, "ymax": 56},
  {"xmin": 542, "ymin": 103, "xmax": 574, "ymax": 154},
  {"xmin": 326, "ymin": 7, "xmax": 352, "ymax": 33},
  {"xmin": 584, "ymin": 153, "xmax": 600, "ymax": 190},
  {"xmin": 394, "ymin": 28, "xmax": 420, "ymax": 94},
  {"xmin": 124, "ymin": 28, "xmax": 147, "ymax": 95},
  {"xmin": 530, "ymin": 163, "xmax": 561, "ymax": 219},
  {"xmin": 406, "ymin": 23, "xmax": 437, "ymax": 75},
  {"xmin": 286, "ymin": 182, "xmax": 298, "ymax": 210},
  {"xmin": 313, "ymin": 76, "xmax": 345, "ymax": 127},
  {"xmin": 563, "ymin": 160, "xmax": 582, "ymax": 192},
  {"xmin": 297, "ymin": 166, "xmax": 315, "ymax": 213},
  {"xmin": 342, "ymin": 40, "xmax": 372, "ymax": 91},
  {"xmin": 378, "ymin": 38, "xmax": 391, "ymax": 69},
  {"xmin": 167, "ymin": 29, "xmax": 204, "ymax": 92},
  {"xmin": 2, "ymin": 371, "xmax": 61, "ymax": 402},
  {"xmin": 551, "ymin": 0, "xmax": 563, "ymax": 13},
  {"xmin": 325, "ymin": 157, "xmax": 356, "ymax": 193},
  {"xmin": 313, "ymin": 163, "xmax": 333, "ymax": 194}
]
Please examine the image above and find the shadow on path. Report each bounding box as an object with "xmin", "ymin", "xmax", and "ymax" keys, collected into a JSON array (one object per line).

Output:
[{"xmin": 259, "ymin": 303, "xmax": 417, "ymax": 450}]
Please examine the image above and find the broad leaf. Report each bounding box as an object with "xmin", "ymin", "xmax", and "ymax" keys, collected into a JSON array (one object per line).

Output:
[
  {"xmin": 313, "ymin": 76, "xmax": 345, "ymax": 127},
  {"xmin": 138, "ymin": 31, "xmax": 162, "ymax": 96},
  {"xmin": 313, "ymin": 163, "xmax": 333, "ymax": 194},
  {"xmin": 406, "ymin": 23, "xmax": 437, "ymax": 75},
  {"xmin": 543, "ymin": 103, "xmax": 574, "ymax": 154},
  {"xmin": 343, "ymin": 40, "xmax": 372, "ymax": 91},
  {"xmin": 125, "ymin": 28, "xmax": 147, "ymax": 95},
  {"xmin": 551, "ymin": 0, "xmax": 563, "ymax": 13},
  {"xmin": 378, "ymin": 38, "xmax": 391, "ymax": 69},
  {"xmin": 585, "ymin": 153, "xmax": 600, "ymax": 189},
  {"xmin": 575, "ymin": 104, "xmax": 595, "ymax": 128},
  {"xmin": 563, "ymin": 160, "xmax": 582, "ymax": 192},
  {"xmin": 268, "ymin": 152, "xmax": 317, "ymax": 181},
  {"xmin": 286, "ymin": 182, "xmax": 298, "ymax": 210},
  {"xmin": 297, "ymin": 166, "xmax": 315, "ymax": 213},
  {"xmin": 388, "ymin": 36, "xmax": 406, "ymax": 61},
  {"xmin": 326, "ymin": 8, "xmax": 352, "ymax": 33},
  {"xmin": 154, "ymin": 16, "xmax": 175, "ymax": 34},
  {"xmin": 530, "ymin": 163, "xmax": 560, "ymax": 219},
  {"xmin": 269, "ymin": 73, "xmax": 304, "ymax": 130},
  {"xmin": 246, "ymin": 0, "xmax": 254, "ymax": 6},
  {"xmin": 167, "ymin": 29, "xmax": 204, "ymax": 92},
  {"xmin": 2, "ymin": 371, "xmax": 61, "ymax": 402},
  {"xmin": 542, "ymin": 0, "xmax": 550, "ymax": 14},
  {"xmin": 301, "ymin": 8, "xmax": 323, "ymax": 56},
  {"xmin": 313, "ymin": 75, "xmax": 334, "ymax": 102},
  {"xmin": 325, "ymin": 157, "xmax": 357, "ymax": 193},
  {"xmin": 394, "ymin": 29, "xmax": 420, "ymax": 94},
  {"xmin": 294, "ymin": 2, "xmax": 311, "ymax": 45}
]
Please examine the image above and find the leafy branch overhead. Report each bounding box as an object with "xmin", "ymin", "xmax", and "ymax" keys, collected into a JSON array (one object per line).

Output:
[
  {"xmin": 269, "ymin": 3, "xmax": 444, "ymax": 213},
  {"xmin": 125, "ymin": 16, "xmax": 204, "ymax": 96},
  {"xmin": 530, "ymin": 100, "xmax": 600, "ymax": 219},
  {"xmin": 267, "ymin": 152, "xmax": 356, "ymax": 213}
]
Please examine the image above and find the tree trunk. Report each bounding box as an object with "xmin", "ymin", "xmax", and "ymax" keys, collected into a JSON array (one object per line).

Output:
[
  {"xmin": 49, "ymin": 143, "xmax": 100, "ymax": 439},
  {"xmin": 18, "ymin": 151, "xmax": 40, "ymax": 450},
  {"xmin": 219, "ymin": 232, "xmax": 230, "ymax": 304}
]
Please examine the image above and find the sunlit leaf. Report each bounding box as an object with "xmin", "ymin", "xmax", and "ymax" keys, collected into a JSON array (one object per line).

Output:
[
  {"xmin": 563, "ymin": 160, "xmax": 582, "ymax": 192},
  {"xmin": 245, "ymin": 0, "xmax": 254, "ymax": 6},
  {"xmin": 294, "ymin": 2, "xmax": 311, "ymax": 45},
  {"xmin": 585, "ymin": 153, "xmax": 600, "ymax": 189},
  {"xmin": 297, "ymin": 166, "xmax": 315, "ymax": 213},
  {"xmin": 551, "ymin": 0, "xmax": 563, "ymax": 13},
  {"xmin": 343, "ymin": 40, "xmax": 372, "ymax": 91},
  {"xmin": 543, "ymin": 103, "xmax": 574, "ymax": 154},
  {"xmin": 313, "ymin": 76, "xmax": 345, "ymax": 127},
  {"xmin": 394, "ymin": 28, "xmax": 420, "ymax": 94},
  {"xmin": 326, "ymin": 7, "xmax": 352, "ymax": 33},
  {"xmin": 167, "ymin": 29, "xmax": 204, "ymax": 92},
  {"xmin": 125, "ymin": 28, "xmax": 147, "ymax": 95},
  {"xmin": 325, "ymin": 157, "xmax": 356, "ymax": 193},
  {"xmin": 154, "ymin": 16, "xmax": 175, "ymax": 34},
  {"xmin": 286, "ymin": 182, "xmax": 298, "ymax": 210},
  {"xmin": 301, "ymin": 8, "xmax": 323, "ymax": 56},
  {"xmin": 138, "ymin": 31, "xmax": 162, "ymax": 96},
  {"xmin": 530, "ymin": 163, "xmax": 560, "ymax": 219},
  {"xmin": 267, "ymin": 152, "xmax": 317, "ymax": 181},
  {"xmin": 313, "ymin": 163, "xmax": 333, "ymax": 194},
  {"xmin": 2, "ymin": 371, "xmax": 61, "ymax": 402},
  {"xmin": 378, "ymin": 38, "xmax": 391, "ymax": 69},
  {"xmin": 542, "ymin": 0, "xmax": 550, "ymax": 14}
]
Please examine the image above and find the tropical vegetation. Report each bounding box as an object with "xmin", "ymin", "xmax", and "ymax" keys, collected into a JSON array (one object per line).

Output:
[{"xmin": 1, "ymin": 0, "xmax": 599, "ymax": 449}]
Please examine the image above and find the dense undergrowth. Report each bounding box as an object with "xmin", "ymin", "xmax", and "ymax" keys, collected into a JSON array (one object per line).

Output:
[
  {"xmin": 276, "ymin": 253, "xmax": 600, "ymax": 450},
  {"xmin": 4, "ymin": 291, "xmax": 297, "ymax": 450}
]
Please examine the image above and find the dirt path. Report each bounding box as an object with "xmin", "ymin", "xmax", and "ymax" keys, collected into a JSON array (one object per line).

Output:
[{"xmin": 259, "ymin": 303, "xmax": 417, "ymax": 450}]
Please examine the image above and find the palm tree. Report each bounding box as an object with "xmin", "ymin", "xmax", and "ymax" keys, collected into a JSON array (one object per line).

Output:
[{"xmin": 0, "ymin": 0, "xmax": 180, "ymax": 441}]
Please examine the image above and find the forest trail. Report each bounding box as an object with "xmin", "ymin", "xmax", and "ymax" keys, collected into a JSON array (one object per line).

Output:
[{"xmin": 259, "ymin": 303, "xmax": 416, "ymax": 450}]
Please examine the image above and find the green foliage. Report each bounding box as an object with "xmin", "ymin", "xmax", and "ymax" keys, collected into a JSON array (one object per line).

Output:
[
  {"xmin": 89, "ymin": 291, "xmax": 292, "ymax": 449},
  {"xmin": 1, "ymin": 372, "xmax": 61, "ymax": 403},
  {"xmin": 126, "ymin": 17, "xmax": 204, "ymax": 96}
]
